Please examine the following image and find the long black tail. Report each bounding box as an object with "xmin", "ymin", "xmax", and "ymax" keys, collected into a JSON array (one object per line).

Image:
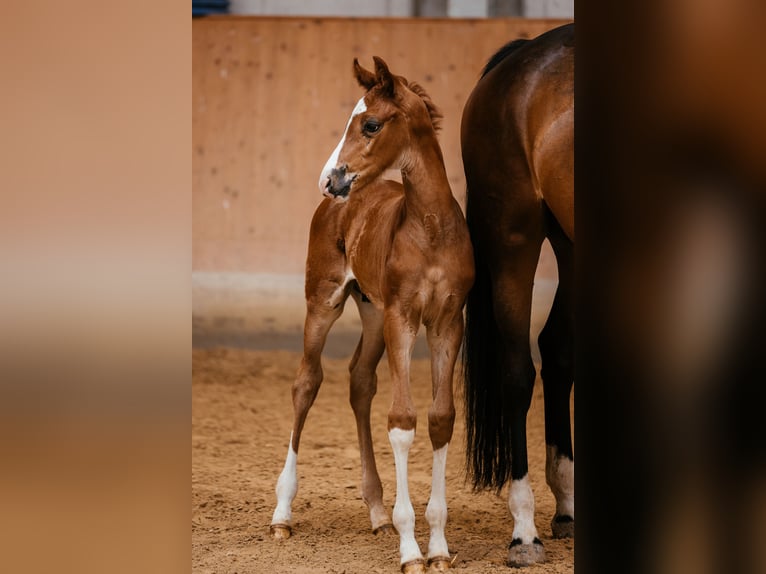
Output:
[
  {"xmin": 462, "ymin": 197, "xmax": 514, "ymax": 492},
  {"xmin": 463, "ymin": 39, "xmax": 531, "ymax": 493},
  {"xmin": 463, "ymin": 39, "xmax": 531, "ymax": 492}
]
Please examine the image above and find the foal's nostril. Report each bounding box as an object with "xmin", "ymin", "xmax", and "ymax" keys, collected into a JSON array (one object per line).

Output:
[
  {"xmin": 330, "ymin": 165, "xmax": 347, "ymax": 179},
  {"xmin": 325, "ymin": 166, "xmax": 356, "ymax": 199}
]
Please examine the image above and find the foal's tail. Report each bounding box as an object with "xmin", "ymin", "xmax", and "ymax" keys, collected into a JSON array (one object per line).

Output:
[{"xmin": 462, "ymin": 197, "xmax": 513, "ymax": 492}]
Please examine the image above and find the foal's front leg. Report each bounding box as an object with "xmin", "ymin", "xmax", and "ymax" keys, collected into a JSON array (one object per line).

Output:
[{"xmin": 384, "ymin": 308, "xmax": 426, "ymax": 574}]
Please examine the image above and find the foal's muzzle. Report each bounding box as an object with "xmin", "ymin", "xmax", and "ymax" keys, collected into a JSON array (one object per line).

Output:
[{"xmin": 322, "ymin": 165, "xmax": 356, "ymax": 199}]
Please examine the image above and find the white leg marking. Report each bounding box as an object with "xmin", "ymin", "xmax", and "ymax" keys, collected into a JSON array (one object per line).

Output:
[
  {"xmin": 389, "ymin": 428, "xmax": 423, "ymax": 564},
  {"xmin": 546, "ymin": 445, "xmax": 574, "ymax": 518},
  {"xmin": 425, "ymin": 443, "xmax": 450, "ymax": 559},
  {"xmin": 318, "ymin": 97, "xmax": 367, "ymax": 192},
  {"xmin": 271, "ymin": 432, "xmax": 298, "ymax": 526},
  {"xmin": 508, "ymin": 475, "xmax": 539, "ymax": 543}
]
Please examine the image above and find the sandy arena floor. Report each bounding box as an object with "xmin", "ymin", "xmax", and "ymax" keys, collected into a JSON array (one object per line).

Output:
[{"xmin": 192, "ymin": 344, "xmax": 574, "ymax": 573}]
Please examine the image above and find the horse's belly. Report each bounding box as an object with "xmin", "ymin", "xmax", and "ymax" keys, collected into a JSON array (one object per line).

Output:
[{"xmin": 346, "ymin": 261, "xmax": 384, "ymax": 309}]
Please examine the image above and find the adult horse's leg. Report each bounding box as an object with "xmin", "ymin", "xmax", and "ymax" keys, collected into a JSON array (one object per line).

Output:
[
  {"xmin": 384, "ymin": 306, "xmax": 426, "ymax": 574},
  {"xmin": 538, "ymin": 216, "xmax": 575, "ymax": 539},
  {"xmin": 463, "ymin": 154, "xmax": 547, "ymax": 565},
  {"xmin": 347, "ymin": 288, "xmax": 393, "ymax": 535},
  {"xmin": 423, "ymin": 313, "xmax": 463, "ymax": 572},
  {"xmin": 491, "ymin": 236, "xmax": 547, "ymax": 567},
  {"xmin": 270, "ymin": 275, "xmax": 350, "ymax": 539}
]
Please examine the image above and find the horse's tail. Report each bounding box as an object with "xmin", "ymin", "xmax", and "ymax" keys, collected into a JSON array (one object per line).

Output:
[
  {"xmin": 462, "ymin": 193, "xmax": 513, "ymax": 492},
  {"xmin": 462, "ymin": 38, "xmax": 532, "ymax": 492}
]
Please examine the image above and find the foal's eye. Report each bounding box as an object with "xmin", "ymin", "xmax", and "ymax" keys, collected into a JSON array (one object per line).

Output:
[{"xmin": 363, "ymin": 120, "xmax": 382, "ymax": 135}]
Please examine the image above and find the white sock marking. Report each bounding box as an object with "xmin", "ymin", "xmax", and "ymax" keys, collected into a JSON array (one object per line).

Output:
[
  {"xmin": 389, "ymin": 427, "xmax": 423, "ymax": 564},
  {"xmin": 271, "ymin": 433, "xmax": 298, "ymax": 526},
  {"xmin": 546, "ymin": 445, "xmax": 574, "ymax": 518},
  {"xmin": 425, "ymin": 443, "xmax": 450, "ymax": 559},
  {"xmin": 508, "ymin": 475, "xmax": 539, "ymax": 543},
  {"xmin": 318, "ymin": 97, "xmax": 367, "ymax": 193}
]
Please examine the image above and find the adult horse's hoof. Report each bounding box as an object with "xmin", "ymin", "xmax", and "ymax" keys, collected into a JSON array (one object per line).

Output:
[
  {"xmin": 551, "ymin": 514, "xmax": 574, "ymax": 539},
  {"xmin": 507, "ymin": 538, "xmax": 546, "ymax": 568},
  {"xmin": 270, "ymin": 523, "xmax": 292, "ymax": 540},
  {"xmin": 372, "ymin": 523, "xmax": 396, "ymax": 536},
  {"xmin": 427, "ymin": 555, "xmax": 452, "ymax": 572},
  {"xmin": 401, "ymin": 558, "xmax": 427, "ymax": 574}
]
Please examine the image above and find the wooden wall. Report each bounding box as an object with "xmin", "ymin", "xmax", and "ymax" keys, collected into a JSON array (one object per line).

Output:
[{"xmin": 193, "ymin": 16, "xmax": 570, "ymax": 275}]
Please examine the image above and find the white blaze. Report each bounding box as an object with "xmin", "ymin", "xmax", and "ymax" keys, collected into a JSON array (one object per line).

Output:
[{"xmin": 318, "ymin": 97, "xmax": 367, "ymax": 193}]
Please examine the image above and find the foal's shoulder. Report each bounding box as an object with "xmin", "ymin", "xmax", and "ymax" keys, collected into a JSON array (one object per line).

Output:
[{"xmin": 309, "ymin": 196, "xmax": 345, "ymax": 236}]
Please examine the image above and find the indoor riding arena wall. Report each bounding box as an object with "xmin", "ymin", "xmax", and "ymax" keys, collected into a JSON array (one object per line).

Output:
[{"xmin": 192, "ymin": 16, "xmax": 569, "ymax": 351}]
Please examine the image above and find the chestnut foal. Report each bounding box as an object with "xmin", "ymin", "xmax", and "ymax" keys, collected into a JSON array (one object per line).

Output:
[{"xmin": 270, "ymin": 57, "xmax": 473, "ymax": 574}]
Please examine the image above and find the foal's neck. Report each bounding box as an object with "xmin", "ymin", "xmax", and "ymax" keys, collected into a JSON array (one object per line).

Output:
[{"xmin": 400, "ymin": 135, "xmax": 454, "ymax": 222}]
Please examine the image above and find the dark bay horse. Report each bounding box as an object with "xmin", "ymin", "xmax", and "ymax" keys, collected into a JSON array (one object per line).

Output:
[
  {"xmin": 460, "ymin": 23, "xmax": 574, "ymax": 567},
  {"xmin": 271, "ymin": 57, "xmax": 474, "ymax": 574}
]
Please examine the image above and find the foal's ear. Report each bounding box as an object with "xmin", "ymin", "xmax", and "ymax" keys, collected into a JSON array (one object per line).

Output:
[
  {"xmin": 353, "ymin": 58, "xmax": 377, "ymax": 90},
  {"xmin": 372, "ymin": 56, "xmax": 395, "ymax": 98}
]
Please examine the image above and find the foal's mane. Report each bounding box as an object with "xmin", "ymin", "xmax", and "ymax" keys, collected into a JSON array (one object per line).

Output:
[{"xmin": 399, "ymin": 78, "xmax": 443, "ymax": 133}]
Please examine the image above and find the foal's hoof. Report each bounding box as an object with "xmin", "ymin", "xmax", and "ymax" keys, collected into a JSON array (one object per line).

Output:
[
  {"xmin": 270, "ymin": 523, "xmax": 292, "ymax": 540},
  {"xmin": 551, "ymin": 514, "xmax": 574, "ymax": 539},
  {"xmin": 427, "ymin": 555, "xmax": 452, "ymax": 572},
  {"xmin": 373, "ymin": 523, "xmax": 396, "ymax": 536},
  {"xmin": 401, "ymin": 558, "xmax": 427, "ymax": 574},
  {"xmin": 507, "ymin": 538, "xmax": 546, "ymax": 568}
]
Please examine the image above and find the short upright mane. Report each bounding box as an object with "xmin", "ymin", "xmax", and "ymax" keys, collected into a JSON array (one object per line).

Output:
[{"xmin": 404, "ymin": 80, "xmax": 443, "ymax": 133}]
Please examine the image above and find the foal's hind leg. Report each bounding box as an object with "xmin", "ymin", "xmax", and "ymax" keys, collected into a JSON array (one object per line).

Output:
[
  {"xmin": 538, "ymin": 225, "xmax": 575, "ymax": 539},
  {"xmin": 270, "ymin": 277, "xmax": 350, "ymax": 539},
  {"xmin": 348, "ymin": 288, "xmax": 393, "ymax": 534}
]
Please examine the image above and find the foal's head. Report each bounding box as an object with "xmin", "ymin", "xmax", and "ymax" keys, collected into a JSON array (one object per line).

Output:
[{"xmin": 319, "ymin": 56, "xmax": 442, "ymax": 199}]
